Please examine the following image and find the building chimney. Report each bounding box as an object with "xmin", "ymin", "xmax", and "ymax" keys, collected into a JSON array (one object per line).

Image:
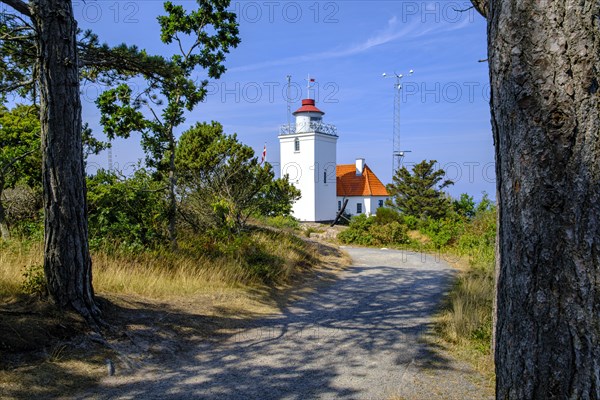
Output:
[{"xmin": 355, "ymin": 158, "xmax": 365, "ymax": 176}]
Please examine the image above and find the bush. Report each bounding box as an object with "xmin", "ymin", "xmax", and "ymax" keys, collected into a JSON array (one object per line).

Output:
[
  {"xmin": 368, "ymin": 221, "xmax": 409, "ymax": 245},
  {"xmin": 338, "ymin": 214, "xmax": 376, "ymax": 246},
  {"xmin": 259, "ymin": 215, "xmax": 299, "ymax": 230},
  {"xmin": 374, "ymin": 207, "xmax": 402, "ymax": 225},
  {"xmin": 456, "ymin": 207, "xmax": 496, "ymax": 263},
  {"xmin": 401, "ymin": 214, "xmax": 420, "ymax": 230},
  {"xmin": 3, "ymin": 185, "xmax": 43, "ymax": 239},
  {"xmin": 87, "ymin": 169, "xmax": 167, "ymax": 251},
  {"xmin": 338, "ymin": 214, "xmax": 409, "ymax": 246},
  {"xmin": 4, "ymin": 185, "xmax": 42, "ymax": 225},
  {"xmin": 21, "ymin": 264, "xmax": 46, "ymax": 297},
  {"xmin": 418, "ymin": 217, "xmax": 465, "ymax": 248}
]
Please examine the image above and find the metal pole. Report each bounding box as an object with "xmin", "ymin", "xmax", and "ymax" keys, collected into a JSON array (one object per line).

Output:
[
  {"xmin": 393, "ymin": 77, "xmax": 402, "ymax": 175},
  {"xmin": 287, "ymin": 75, "xmax": 291, "ymax": 134}
]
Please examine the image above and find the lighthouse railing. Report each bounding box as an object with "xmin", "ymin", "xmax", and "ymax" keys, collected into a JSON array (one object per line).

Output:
[{"xmin": 279, "ymin": 121, "xmax": 338, "ymax": 136}]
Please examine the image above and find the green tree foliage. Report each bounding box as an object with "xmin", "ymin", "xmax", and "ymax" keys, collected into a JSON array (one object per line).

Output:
[
  {"xmin": 0, "ymin": 104, "xmax": 40, "ymax": 239},
  {"xmin": 418, "ymin": 216, "xmax": 465, "ymax": 247},
  {"xmin": 386, "ymin": 160, "xmax": 454, "ymax": 219},
  {"xmin": 87, "ymin": 169, "xmax": 167, "ymax": 250},
  {"xmin": 176, "ymin": 122, "xmax": 299, "ymax": 233},
  {"xmin": 0, "ymin": 8, "xmax": 175, "ymax": 103},
  {"xmin": 0, "ymin": 0, "xmax": 237, "ymax": 323},
  {"xmin": 256, "ymin": 177, "xmax": 301, "ymax": 218},
  {"xmin": 96, "ymin": 0, "xmax": 240, "ymax": 249},
  {"xmin": 0, "ymin": 104, "xmax": 40, "ymax": 187},
  {"xmin": 373, "ymin": 207, "xmax": 402, "ymax": 225},
  {"xmin": 453, "ymin": 193, "xmax": 476, "ymax": 219}
]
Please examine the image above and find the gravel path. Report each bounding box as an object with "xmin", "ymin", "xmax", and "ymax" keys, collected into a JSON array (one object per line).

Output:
[{"xmin": 77, "ymin": 247, "xmax": 493, "ymax": 400}]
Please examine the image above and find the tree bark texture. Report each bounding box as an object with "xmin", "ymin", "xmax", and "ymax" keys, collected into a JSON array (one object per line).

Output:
[
  {"xmin": 168, "ymin": 134, "xmax": 178, "ymax": 251},
  {"xmin": 30, "ymin": 0, "xmax": 100, "ymax": 323},
  {"xmin": 487, "ymin": 1, "xmax": 600, "ymax": 398}
]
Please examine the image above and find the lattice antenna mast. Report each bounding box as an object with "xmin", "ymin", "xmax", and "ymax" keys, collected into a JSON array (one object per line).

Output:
[
  {"xmin": 286, "ymin": 75, "xmax": 292, "ymax": 133},
  {"xmin": 383, "ymin": 69, "xmax": 414, "ymax": 175}
]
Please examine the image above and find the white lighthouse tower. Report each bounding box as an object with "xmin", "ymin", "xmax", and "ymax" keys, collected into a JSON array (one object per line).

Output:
[{"xmin": 278, "ymin": 97, "xmax": 338, "ymax": 222}]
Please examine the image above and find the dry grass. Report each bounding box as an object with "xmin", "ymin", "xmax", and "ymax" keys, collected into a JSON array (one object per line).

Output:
[
  {"xmin": 0, "ymin": 229, "xmax": 324, "ymax": 301},
  {"xmin": 0, "ymin": 240, "xmax": 43, "ymax": 299},
  {"xmin": 0, "ymin": 228, "xmax": 350, "ymax": 399},
  {"xmin": 434, "ymin": 258, "xmax": 495, "ymax": 381}
]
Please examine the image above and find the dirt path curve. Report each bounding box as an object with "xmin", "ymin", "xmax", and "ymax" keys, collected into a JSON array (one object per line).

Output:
[{"xmin": 77, "ymin": 247, "xmax": 493, "ymax": 400}]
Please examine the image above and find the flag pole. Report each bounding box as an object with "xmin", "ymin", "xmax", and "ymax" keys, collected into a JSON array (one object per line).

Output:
[{"xmin": 287, "ymin": 75, "xmax": 292, "ymax": 134}]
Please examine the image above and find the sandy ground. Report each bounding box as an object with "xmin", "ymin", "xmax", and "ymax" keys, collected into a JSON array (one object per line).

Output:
[{"xmin": 73, "ymin": 246, "xmax": 494, "ymax": 400}]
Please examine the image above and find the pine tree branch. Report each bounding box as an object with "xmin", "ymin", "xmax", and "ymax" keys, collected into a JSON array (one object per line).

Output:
[
  {"xmin": 0, "ymin": 78, "xmax": 35, "ymax": 93},
  {"xmin": 0, "ymin": 0, "xmax": 31, "ymax": 18},
  {"xmin": 469, "ymin": 0, "xmax": 487, "ymax": 18},
  {"xmin": 0, "ymin": 149, "xmax": 35, "ymax": 176}
]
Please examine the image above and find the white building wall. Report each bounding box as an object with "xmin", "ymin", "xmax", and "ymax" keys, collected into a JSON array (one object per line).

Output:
[
  {"xmin": 279, "ymin": 132, "xmax": 338, "ymax": 222},
  {"xmin": 370, "ymin": 196, "xmax": 389, "ymax": 215},
  {"xmin": 337, "ymin": 196, "xmax": 390, "ymax": 217},
  {"xmin": 339, "ymin": 197, "xmax": 364, "ymax": 217},
  {"xmin": 314, "ymin": 134, "xmax": 337, "ymax": 221}
]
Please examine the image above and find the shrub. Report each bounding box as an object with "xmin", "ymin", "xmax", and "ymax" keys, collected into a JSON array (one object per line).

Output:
[
  {"xmin": 338, "ymin": 214, "xmax": 409, "ymax": 246},
  {"xmin": 456, "ymin": 207, "xmax": 496, "ymax": 263},
  {"xmin": 21, "ymin": 264, "xmax": 46, "ymax": 297},
  {"xmin": 337, "ymin": 214, "xmax": 376, "ymax": 246},
  {"xmin": 260, "ymin": 215, "xmax": 299, "ymax": 230},
  {"xmin": 401, "ymin": 214, "xmax": 420, "ymax": 230},
  {"xmin": 87, "ymin": 169, "xmax": 167, "ymax": 250},
  {"xmin": 3, "ymin": 185, "xmax": 43, "ymax": 239},
  {"xmin": 374, "ymin": 207, "xmax": 402, "ymax": 225},
  {"xmin": 368, "ymin": 221, "xmax": 409, "ymax": 245},
  {"xmin": 4, "ymin": 185, "xmax": 42, "ymax": 225},
  {"xmin": 419, "ymin": 217, "xmax": 465, "ymax": 248}
]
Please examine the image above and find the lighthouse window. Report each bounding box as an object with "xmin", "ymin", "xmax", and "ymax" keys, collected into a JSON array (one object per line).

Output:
[
  {"xmin": 294, "ymin": 138, "xmax": 300, "ymax": 152},
  {"xmin": 324, "ymin": 171, "xmax": 327, "ymax": 184}
]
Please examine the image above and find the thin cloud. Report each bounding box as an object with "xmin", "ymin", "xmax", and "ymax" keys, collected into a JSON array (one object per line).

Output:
[{"xmin": 229, "ymin": 16, "xmax": 423, "ymax": 73}]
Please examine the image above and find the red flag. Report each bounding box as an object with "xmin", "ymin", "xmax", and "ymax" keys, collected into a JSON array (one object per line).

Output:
[{"xmin": 260, "ymin": 144, "xmax": 267, "ymax": 164}]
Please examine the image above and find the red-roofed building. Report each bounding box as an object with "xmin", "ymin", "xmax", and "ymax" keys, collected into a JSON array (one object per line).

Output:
[
  {"xmin": 279, "ymin": 97, "xmax": 388, "ymax": 222},
  {"xmin": 336, "ymin": 159, "xmax": 389, "ymax": 217}
]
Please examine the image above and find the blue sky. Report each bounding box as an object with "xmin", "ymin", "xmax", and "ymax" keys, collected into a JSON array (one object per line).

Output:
[{"xmin": 76, "ymin": 1, "xmax": 494, "ymax": 201}]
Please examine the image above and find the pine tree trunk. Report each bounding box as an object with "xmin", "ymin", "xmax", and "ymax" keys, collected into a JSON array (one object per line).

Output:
[
  {"xmin": 168, "ymin": 133, "xmax": 178, "ymax": 251},
  {"xmin": 30, "ymin": 0, "xmax": 101, "ymax": 324},
  {"xmin": 486, "ymin": 1, "xmax": 600, "ymax": 398}
]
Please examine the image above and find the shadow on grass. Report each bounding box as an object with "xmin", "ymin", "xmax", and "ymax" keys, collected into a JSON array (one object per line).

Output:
[{"xmin": 0, "ymin": 298, "xmax": 110, "ymax": 400}]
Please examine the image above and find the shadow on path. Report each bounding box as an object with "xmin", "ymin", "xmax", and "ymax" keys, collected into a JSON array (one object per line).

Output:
[{"xmin": 78, "ymin": 247, "xmax": 462, "ymax": 400}]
